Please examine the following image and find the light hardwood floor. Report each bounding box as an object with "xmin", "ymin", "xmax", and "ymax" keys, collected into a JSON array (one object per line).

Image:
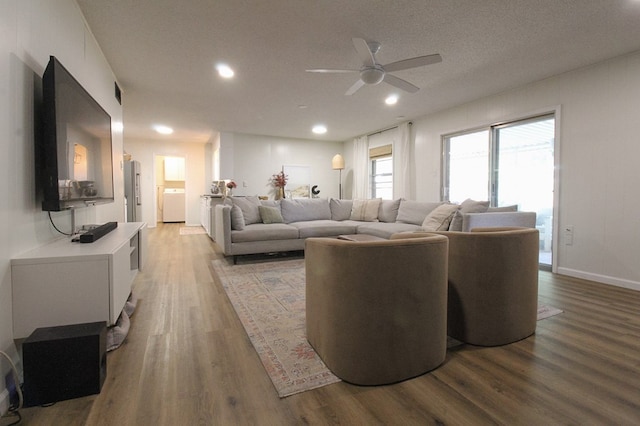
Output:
[{"xmin": 10, "ymin": 223, "xmax": 640, "ymax": 425}]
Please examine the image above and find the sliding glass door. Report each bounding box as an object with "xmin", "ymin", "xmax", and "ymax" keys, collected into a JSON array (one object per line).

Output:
[{"xmin": 443, "ymin": 114, "xmax": 555, "ymax": 266}]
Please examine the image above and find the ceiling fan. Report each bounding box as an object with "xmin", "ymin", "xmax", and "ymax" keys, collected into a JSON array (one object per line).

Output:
[{"xmin": 306, "ymin": 38, "xmax": 442, "ymax": 96}]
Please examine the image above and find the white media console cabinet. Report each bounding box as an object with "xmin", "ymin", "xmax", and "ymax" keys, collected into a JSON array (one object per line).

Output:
[{"xmin": 11, "ymin": 222, "xmax": 147, "ymax": 339}]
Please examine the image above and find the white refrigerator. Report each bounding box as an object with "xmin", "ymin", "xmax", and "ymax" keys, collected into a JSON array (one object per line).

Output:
[{"xmin": 124, "ymin": 160, "xmax": 142, "ymax": 222}]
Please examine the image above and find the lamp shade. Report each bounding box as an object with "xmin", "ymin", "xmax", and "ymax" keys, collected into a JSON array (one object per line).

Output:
[{"xmin": 332, "ymin": 154, "xmax": 345, "ymax": 170}]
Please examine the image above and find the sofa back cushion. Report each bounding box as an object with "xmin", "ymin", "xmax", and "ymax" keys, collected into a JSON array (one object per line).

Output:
[
  {"xmin": 378, "ymin": 199, "xmax": 402, "ymax": 223},
  {"xmin": 280, "ymin": 198, "xmax": 331, "ymax": 223},
  {"xmin": 330, "ymin": 199, "xmax": 353, "ymax": 221},
  {"xmin": 395, "ymin": 201, "xmax": 443, "ymax": 225},
  {"xmin": 232, "ymin": 196, "xmax": 262, "ymax": 225},
  {"xmin": 448, "ymin": 198, "xmax": 490, "ymax": 231}
]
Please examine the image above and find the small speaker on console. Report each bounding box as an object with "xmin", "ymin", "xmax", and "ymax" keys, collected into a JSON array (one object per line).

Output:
[{"xmin": 22, "ymin": 321, "xmax": 107, "ymax": 407}]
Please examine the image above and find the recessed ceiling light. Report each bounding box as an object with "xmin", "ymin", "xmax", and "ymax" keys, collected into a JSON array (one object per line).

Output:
[
  {"xmin": 216, "ymin": 63, "xmax": 235, "ymax": 78},
  {"xmin": 153, "ymin": 125, "xmax": 174, "ymax": 135},
  {"xmin": 385, "ymin": 95, "xmax": 398, "ymax": 105},
  {"xmin": 312, "ymin": 124, "xmax": 327, "ymax": 134}
]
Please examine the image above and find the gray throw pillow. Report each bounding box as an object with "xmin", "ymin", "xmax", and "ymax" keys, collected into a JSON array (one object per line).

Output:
[
  {"xmin": 378, "ymin": 199, "xmax": 401, "ymax": 223},
  {"xmin": 330, "ymin": 198, "xmax": 353, "ymax": 221},
  {"xmin": 259, "ymin": 205, "xmax": 284, "ymax": 224},
  {"xmin": 230, "ymin": 204, "xmax": 245, "ymax": 230}
]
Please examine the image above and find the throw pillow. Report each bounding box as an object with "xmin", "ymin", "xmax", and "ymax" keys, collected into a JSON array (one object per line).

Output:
[
  {"xmin": 259, "ymin": 205, "xmax": 284, "ymax": 224},
  {"xmin": 230, "ymin": 204, "xmax": 245, "ymax": 230},
  {"xmin": 377, "ymin": 199, "xmax": 402, "ymax": 223},
  {"xmin": 350, "ymin": 198, "xmax": 382, "ymax": 222},
  {"xmin": 448, "ymin": 198, "xmax": 490, "ymax": 231},
  {"xmin": 422, "ymin": 203, "xmax": 459, "ymax": 231},
  {"xmin": 232, "ymin": 196, "xmax": 262, "ymax": 224},
  {"xmin": 329, "ymin": 198, "xmax": 353, "ymax": 221}
]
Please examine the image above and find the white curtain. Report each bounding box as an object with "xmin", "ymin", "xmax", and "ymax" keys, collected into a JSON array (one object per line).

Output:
[
  {"xmin": 394, "ymin": 122, "xmax": 412, "ymax": 199},
  {"xmin": 352, "ymin": 135, "xmax": 369, "ymax": 199}
]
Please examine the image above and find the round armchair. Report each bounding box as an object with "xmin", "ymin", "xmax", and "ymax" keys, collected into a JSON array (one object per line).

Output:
[{"xmin": 305, "ymin": 233, "xmax": 448, "ymax": 385}]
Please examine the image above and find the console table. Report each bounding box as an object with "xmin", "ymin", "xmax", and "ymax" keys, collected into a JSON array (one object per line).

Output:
[{"xmin": 11, "ymin": 222, "xmax": 147, "ymax": 339}]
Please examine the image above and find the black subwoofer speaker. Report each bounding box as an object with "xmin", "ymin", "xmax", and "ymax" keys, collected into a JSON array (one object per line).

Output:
[{"xmin": 22, "ymin": 321, "xmax": 107, "ymax": 407}]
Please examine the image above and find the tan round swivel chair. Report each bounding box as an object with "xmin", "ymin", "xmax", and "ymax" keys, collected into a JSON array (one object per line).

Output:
[
  {"xmin": 305, "ymin": 234, "xmax": 448, "ymax": 385},
  {"xmin": 434, "ymin": 227, "xmax": 540, "ymax": 346}
]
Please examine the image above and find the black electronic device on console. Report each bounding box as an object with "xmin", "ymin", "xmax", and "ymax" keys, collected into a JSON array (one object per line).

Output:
[{"xmin": 79, "ymin": 221, "xmax": 118, "ymax": 243}]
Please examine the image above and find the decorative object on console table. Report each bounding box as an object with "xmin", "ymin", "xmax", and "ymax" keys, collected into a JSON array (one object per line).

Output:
[
  {"xmin": 272, "ymin": 170, "xmax": 288, "ymax": 200},
  {"xmin": 225, "ymin": 180, "xmax": 237, "ymax": 197},
  {"xmin": 332, "ymin": 154, "xmax": 345, "ymax": 199}
]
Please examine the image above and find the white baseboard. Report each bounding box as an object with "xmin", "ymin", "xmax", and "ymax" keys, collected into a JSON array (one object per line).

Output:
[
  {"xmin": 556, "ymin": 267, "xmax": 640, "ymax": 292},
  {"xmin": 0, "ymin": 388, "xmax": 9, "ymax": 417}
]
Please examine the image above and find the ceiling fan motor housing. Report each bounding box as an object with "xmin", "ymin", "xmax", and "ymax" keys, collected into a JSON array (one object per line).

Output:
[{"xmin": 360, "ymin": 66, "xmax": 385, "ymax": 85}]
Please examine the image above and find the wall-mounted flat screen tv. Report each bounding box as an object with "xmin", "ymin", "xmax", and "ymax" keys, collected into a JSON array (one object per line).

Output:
[{"xmin": 39, "ymin": 56, "xmax": 114, "ymax": 211}]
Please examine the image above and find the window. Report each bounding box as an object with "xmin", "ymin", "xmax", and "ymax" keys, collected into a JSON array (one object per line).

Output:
[{"xmin": 370, "ymin": 144, "xmax": 392, "ymax": 199}]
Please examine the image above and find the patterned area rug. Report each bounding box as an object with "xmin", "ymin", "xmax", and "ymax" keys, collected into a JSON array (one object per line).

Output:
[
  {"xmin": 537, "ymin": 304, "xmax": 564, "ymax": 320},
  {"xmin": 212, "ymin": 257, "xmax": 563, "ymax": 397},
  {"xmin": 212, "ymin": 258, "xmax": 339, "ymax": 397},
  {"xmin": 179, "ymin": 226, "xmax": 207, "ymax": 235}
]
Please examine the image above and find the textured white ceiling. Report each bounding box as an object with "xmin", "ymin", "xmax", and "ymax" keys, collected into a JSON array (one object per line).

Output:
[{"xmin": 76, "ymin": 0, "xmax": 640, "ymax": 143}]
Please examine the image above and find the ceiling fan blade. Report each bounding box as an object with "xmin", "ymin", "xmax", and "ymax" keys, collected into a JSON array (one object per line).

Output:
[
  {"xmin": 383, "ymin": 54, "xmax": 442, "ymax": 73},
  {"xmin": 352, "ymin": 38, "xmax": 375, "ymax": 67},
  {"xmin": 383, "ymin": 74, "xmax": 419, "ymax": 93},
  {"xmin": 306, "ymin": 68, "xmax": 358, "ymax": 73},
  {"xmin": 345, "ymin": 79, "xmax": 365, "ymax": 96}
]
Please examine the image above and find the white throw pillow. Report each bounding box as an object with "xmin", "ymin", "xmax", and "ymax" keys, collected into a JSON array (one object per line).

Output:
[
  {"xmin": 422, "ymin": 203, "xmax": 459, "ymax": 231},
  {"xmin": 350, "ymin": 198, "xmax": 382, "ymax": 222}
]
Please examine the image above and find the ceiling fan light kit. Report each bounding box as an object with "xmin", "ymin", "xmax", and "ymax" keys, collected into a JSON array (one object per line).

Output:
[{"xmin": 306, "ymin": 37, "xmax": 442, "ymax": 96}]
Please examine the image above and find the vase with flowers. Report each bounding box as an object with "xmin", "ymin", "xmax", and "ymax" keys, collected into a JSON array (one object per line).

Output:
[
  {"xmin": 226, "ymin": 180, "xmax": 237, "ymax": 197},
  {"xmin": 271, "ymin": 171, "xmax": 288, "ymax": 200}
]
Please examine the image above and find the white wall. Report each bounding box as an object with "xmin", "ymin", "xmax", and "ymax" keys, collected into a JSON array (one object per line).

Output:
[
  {"xmin": 0, "ymin": 0, "xmax": 124, "ymax": 412},
  {"xmin": 406, "ymin": 51, "xmax": 640, "ymax": 290},
  {"xmin": 123, "ymin": 139, "xmax": 208, "ymax": 227},
  {"xmin": 220, "ymin": 132, "xmax": 344, "ymax": 200}
]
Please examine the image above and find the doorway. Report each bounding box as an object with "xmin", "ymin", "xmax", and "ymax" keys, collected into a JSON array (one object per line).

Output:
[
  {"xmin": 154, "ymin": 155, "xmax": 186, "ymax": 224},
  {"xmin": 443, "ymin": 114, "xmax": 556, "ymax": 267}
]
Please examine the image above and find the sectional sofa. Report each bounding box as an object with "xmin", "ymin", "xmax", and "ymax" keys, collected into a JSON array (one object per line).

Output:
[{"xmin": 214, "ymin": 197, "xmax": 536, "ymax": 263}]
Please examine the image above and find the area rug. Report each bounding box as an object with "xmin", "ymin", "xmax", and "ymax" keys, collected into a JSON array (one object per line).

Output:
[
  {"xmin": 179, "ymin": 226, "xmax": 207, "ymax": 235},
  {"xmin": 537, "ymin": 304, "xmax": 563, "ymax": 320},
  {"xmin": 212, "ymin": 257, "xmax": 563, "ymax": 397},
  {"xmin": 212, "ymin": 258, "xmax": 339, "ymax": 397}
]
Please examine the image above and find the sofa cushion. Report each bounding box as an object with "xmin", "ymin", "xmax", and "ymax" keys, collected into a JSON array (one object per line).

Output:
[
  {"xmin": 231, "ymin": 223, "xmax": 299, "ymax": 243},
  {"xmin": 448, "ymin": 198, "xmax": 490, "ymax": 231},
  {"xmin": 422, "ymin": 203, "xmax": 459, "ymax": 231},
  {"xmin": 330, "ymin": 199, "xmax": 353, "ymax": 221},
  {"xmin": 350, "ymin": 198, "xmax": 381, "ymax": 221},
  {"xmin": 488, "ymin": 204, "xmax": 518, "ymax": 212},
  {"xmin": 356, "ymin": 222, "xmax": 422, "ymax": 239},
  {"xmin": 291, "ymin": 220, "xmax": 358, "ymax": 238},
  {"xmin": 230, "ymin": 204, "xmax": 245, "ymax": 230},
  {"xmin": 281, "ymin": 198, "xmax": 331, "ymax": 223},
  {"xmin": 395, "ymin": 201, "xmax": 443, "ymax": 225},
  {"xmin": 378, "ymin": 199, "xmax": 401, "ymax": 223},
  {"xmin": 232, "ymin": 196, "xmax": 262, "ymax": 225},
  {"xmin": 259, "ymin": 205, "xmax": 284, "ymax": 224}
]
